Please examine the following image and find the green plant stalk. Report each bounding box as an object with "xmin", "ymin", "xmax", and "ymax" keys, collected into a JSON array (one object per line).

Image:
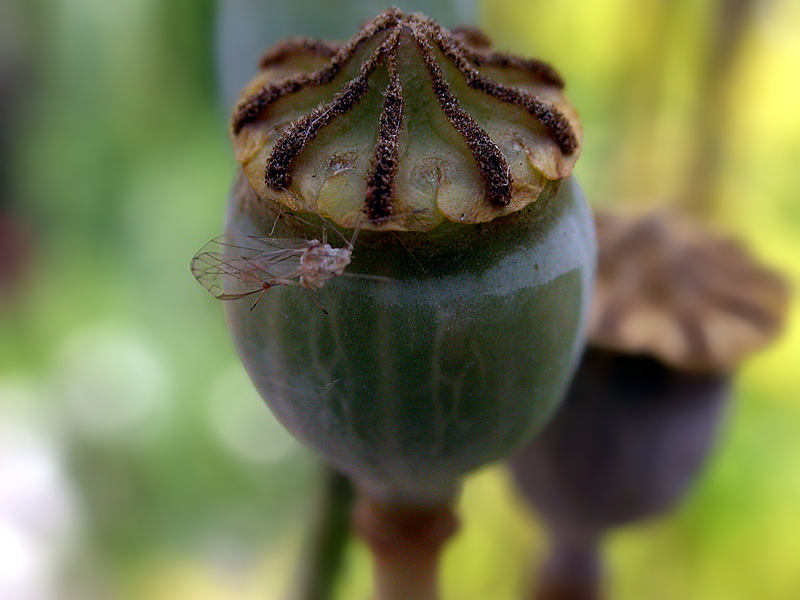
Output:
[
  {"xmin": 294, "ymin": 465, "xmax": 354, "ymax": 600},
  {"xmin": 682, "ymin": 0, "xmax": 757, "ymax": 217}
]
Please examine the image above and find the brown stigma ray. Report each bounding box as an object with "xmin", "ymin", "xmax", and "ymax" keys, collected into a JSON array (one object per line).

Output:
[
  {"xmin": 449, "ymin": 26, "xmax": 492, "ymax": 49},
  {"xmin": 258, "ymin": 38, "xmax": 340, "ymax": 69},
  {"xmin": 266, "ymin": 27, "xmax": 402, "ymax": 191},
  {"xmin": 594, "ymin": 293, "xmax": 629, "ymax": 345},
  {"xmin": 431, "ymin": 24, "xmax": 578, "ymax": 154},
  {"xmin": 411, "ymin": 23, "xmax": 512, "ymax": 208},
  {"xmin": 364, "ymin": 52, "xmax": 404, "ymax": 222},
  {"xmin": 466, "ymin": 50, "xmax": 565, "ymax": 89},
  {"xmin": 447, "ymin": 27, "xmax": 563, "ymax": 87},
  {"xmin": 676, "ymin": 310, "xmax": 711, "ymax": 364},
  {"xmin": 706, "ymin": 293, "xmax": 782, "ymax": 330},
  {"xmin": 232, "ymin": 9, "xmax": 402, "ymax": 135}
]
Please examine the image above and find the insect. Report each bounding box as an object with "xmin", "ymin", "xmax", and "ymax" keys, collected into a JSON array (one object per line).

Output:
[{"xmin": 190, "ymin": 213, "xmax": 401, "ymax": 312}]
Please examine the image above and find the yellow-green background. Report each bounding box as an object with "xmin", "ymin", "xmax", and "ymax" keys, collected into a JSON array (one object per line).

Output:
[{"xmin": 0, "ymin": 0, "xmax": 798, "ymax": 598}]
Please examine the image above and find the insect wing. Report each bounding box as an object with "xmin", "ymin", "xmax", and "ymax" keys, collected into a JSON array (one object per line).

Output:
[{"xmin": 190, "ymin": 235, "xmax": 308, "ymax": 300}]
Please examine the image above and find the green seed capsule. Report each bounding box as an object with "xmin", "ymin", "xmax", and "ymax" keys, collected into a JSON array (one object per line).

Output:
[
  {"xmin": 222, "ymin": 176, "xmax": 594, "ymax": 505},
  {"xmin": 202, "ymin": 10, "xmax": 595, "ymax": 505}
]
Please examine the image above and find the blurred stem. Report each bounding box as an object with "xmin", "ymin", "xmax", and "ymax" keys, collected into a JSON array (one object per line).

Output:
[
  {"xmin": 681, "ymin": 0, "xmax": 757, "ymax": 218},
  {"xmin": 353, "ymin": 494, "xmax": 459, "ymax": 600},
  {"xmin": 534, "ymin": 529, "xmax": 602, "ymax": 600},
  {"xmin": 295, "ymin": 465, "xmax": 354, "ymax": 600},
  {"xmin": 618, "ymin": 0, "xmax": 677, "ymax": 204},
  {"xmin": 618, "ymin": 0, "xmax": 756, "ymax": 215}
]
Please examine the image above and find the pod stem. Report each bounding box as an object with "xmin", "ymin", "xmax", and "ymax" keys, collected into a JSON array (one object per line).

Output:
[
  {"xmin": 353, "ymin": 493, "xmax": 459, "ymax": 600},
  {"xmin": 533, "ymin": 529, "xmax": 603, "ymax": 600},
  {"xmin": 294, "ymin": 464, "xmax": 355, "ymax": 600}
]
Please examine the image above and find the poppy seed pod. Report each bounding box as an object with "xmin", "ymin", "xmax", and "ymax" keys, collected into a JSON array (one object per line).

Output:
[
  {"xmin": 195, "ymin": 10, "xmax": 595, "ymax": 506},
  {"xmin": 509, "ymin": 210, "xmax": 789, "ymax": 599}
]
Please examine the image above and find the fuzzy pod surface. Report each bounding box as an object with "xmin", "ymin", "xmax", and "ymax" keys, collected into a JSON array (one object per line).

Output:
[{"xmin": 224, "ymin": 173, "xmax": 594, "ymax": 505}]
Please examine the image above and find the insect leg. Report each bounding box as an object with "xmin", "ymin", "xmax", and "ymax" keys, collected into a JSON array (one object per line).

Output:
[
  {"xmin": 307, "ymin": 292, "xmax": 329, "ymax": 315},
  {"xmin": 249, "ymin": 285, "xmax": 271, "ymax": 311}
]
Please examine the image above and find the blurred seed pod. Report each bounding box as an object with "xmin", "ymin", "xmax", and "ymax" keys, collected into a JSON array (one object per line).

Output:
[
  {"xmin": 209, "ymin": 10, "xmax": 596, "ymax": 506},
  {"xmin": 509, "ymin": 210, "xmax": 789, "ymax": 598},
  {"xmin": 512, "ymin": 349, "xmax": 730, "ymax": 578},
  {"xmin": 591, "ymin": 211, "xmax": 788, "ymax": 372}
]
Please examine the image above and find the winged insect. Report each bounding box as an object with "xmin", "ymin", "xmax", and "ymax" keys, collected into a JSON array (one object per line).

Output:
[{"xmin": 190, "ymin": 211, "xmax": 416, "ymax": 311}]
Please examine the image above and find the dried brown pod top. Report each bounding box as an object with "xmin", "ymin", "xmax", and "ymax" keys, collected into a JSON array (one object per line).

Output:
[
  {"xmin": 590, "ymin": 210, "xmax": 790, "ymax": 372},
  {"xmin": 230, "ymin": 9, "xmax": 582, "ymax": 230}
]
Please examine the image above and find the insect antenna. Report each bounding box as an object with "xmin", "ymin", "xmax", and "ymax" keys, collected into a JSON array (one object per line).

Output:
[
  {"xmin": 280, "ymin": 186, "xmax": 430, "ymax": 249},
  {"xmin": 280, "ymin": 188, "xmax": 355, "ymax": 248},
  {"xmin": 392, "ymin": 231, "xmax": 428, "ymax": 274},
  {"xmin": 347, "ymin": 208, "xmax": 431, "ymax": 249},
  {"xmin": 269, "ymin": 207, "xmax": 284, "ymax": 236}
]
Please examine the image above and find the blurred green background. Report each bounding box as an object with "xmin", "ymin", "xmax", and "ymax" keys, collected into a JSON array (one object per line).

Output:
[{"xmin": 0, "ymin": 0, "xmax": 798, "ymax": 598}]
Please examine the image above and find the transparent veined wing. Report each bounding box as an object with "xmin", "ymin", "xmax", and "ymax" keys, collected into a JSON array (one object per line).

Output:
[{"xmin": 190, "ymin": 234, "xmax": 312, "ymax": 300}]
